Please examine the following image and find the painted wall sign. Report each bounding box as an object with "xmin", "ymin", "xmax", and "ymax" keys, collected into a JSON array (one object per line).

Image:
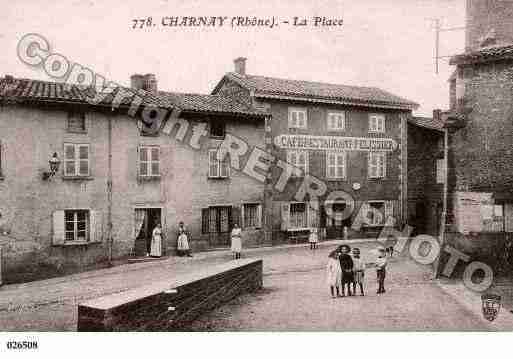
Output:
[{"xmin": 274, "ymin": 134, "xmax": 398, "ymax": 152}]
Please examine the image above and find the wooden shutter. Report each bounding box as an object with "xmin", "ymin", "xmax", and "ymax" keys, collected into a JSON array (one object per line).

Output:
[
  {"xmin": 220, "ymin": 155, "xmax": 230, "ymax": 178},
  {"xmin": 209, "ymin": 150, "xmax": 219, "ymax": 177},
  {"xmin": 0, "ymin": 140, "xmax": 3, "ymax": 177},
  {"xmin": 307, "ymin": 202, "xmax": 318, "ymax": 228},
  {"xmin": 505, "ymin": 203, "xmax": 513, "ymax": 233},
  {"xmin": 52, "ymin": 210, "xmax": 65, "ymax": 245},
  {"xmin": 257, "ymin": 204, "xmax": 262, "ymax": 228},
  {"xmin": 385, "ymin": 201, "xmax": 394, "ymax": 223},
  {"xmin": 202, "ymin": 208, "xmax": 209, "ymax": 234},
  {"xmin": 90, "ymin": 210, "xmax": 103, "ymax": 243},
  {"xmin": 281, "ymin": 203, "xmax": 290, "ymax": 231},
  {"xmin": 64, "ymin": 144, "xmax": 76, "ymax": 176},
  {"xmin": 78, "ymin": 144, "xmax": 90, "ymax": 176}
]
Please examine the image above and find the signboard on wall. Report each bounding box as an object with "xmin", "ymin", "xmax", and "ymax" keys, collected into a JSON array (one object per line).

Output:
[
  {"xmin": 453, "ymin": 192, "xmax": 494, "ymax": 234},
  {"xmin": 274, "ymin": 135, "xmax": 398, "ymax": 152}
]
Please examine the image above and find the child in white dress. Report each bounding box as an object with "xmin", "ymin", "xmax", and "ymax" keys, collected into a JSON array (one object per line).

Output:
[
  {"xmin": 326, "ymin": 250, "xmax": 342, "ymax": 298},
  {"xmin": 309, "ymin": 227, "xmax": 319, "ymax": 250}
]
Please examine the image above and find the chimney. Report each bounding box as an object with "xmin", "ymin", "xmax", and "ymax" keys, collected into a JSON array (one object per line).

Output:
[
  {"xmin": 233, "ymin": 57, "xmax": 247, "ymax": 77},
  {"xmin": 130, "ymin": 74, "xmax": 144, "ymax": 90},
  {"xmin": 143, "ymin": 73, "xmax": 157, "ymax": 93}
]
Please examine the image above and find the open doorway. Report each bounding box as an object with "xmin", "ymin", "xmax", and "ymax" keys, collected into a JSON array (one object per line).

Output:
[
  {"xmin": 134, "ymin": 208, "xmax": 162, "ymax": 257},
  {"xmin": 322, "ymin": 202, "xmax": 352, "ymax": 240}
]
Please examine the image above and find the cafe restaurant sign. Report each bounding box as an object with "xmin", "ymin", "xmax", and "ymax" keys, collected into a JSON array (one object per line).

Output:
[{"xmin": 274, "ymin": 134, "xmax": 398, "ymax": 152}]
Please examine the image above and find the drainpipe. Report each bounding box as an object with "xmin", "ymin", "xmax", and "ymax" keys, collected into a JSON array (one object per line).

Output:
[
  {"xmin": 0, "ymin": 246, "xmax": 3, "ymax": 287},
  {"xmin": 435, "ymin": 127, "xmax": 449, "ymax": 278},
  {"xmin": 263, "ymin": 115, "xmax": 273, "ymax": 246},
  {"xmin": 107, "ymin": 114, "xmax": 113, "ymax": 265}
]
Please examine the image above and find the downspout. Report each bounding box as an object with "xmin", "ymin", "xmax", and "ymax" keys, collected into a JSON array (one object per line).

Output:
[
  {"xmin": 263, "ymin": 114, "xmax": 273, "ymax": 246},
  {"xmin": 107, "ymin": 114, "xmax": 113, "ymax": 265},
  {"xmin": 435, "ymin": 127, "xmax": 449, "ymax": 278}
]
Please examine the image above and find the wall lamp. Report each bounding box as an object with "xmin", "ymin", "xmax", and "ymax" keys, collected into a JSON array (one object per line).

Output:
[{"xmin": 42, "ymin": 152, "xmax": 61, "ymax": 180}]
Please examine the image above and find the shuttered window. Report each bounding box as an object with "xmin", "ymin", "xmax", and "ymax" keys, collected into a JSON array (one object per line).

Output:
[
  {"xmin": 53, "ymin": 209, "xmax": 101, "ymax": 245},
  {"xmin": 369, "ymin": 114, "xmax": 385, "ymax": 133},
  {"xmin": 243, "ymin": 203, "xmax": 262, "ymax": 228},
  {"xmin": 327, "ymin": 111, "xmax": 345, "ymax": 131},
  {"xmin": 208, "ymin": 149, "xmax": 229, "ymax": 178},
  {"xmin": 368, "ymin": 152, "xmax": 386, "ymax": 178},
  {"xmin": 288, "ymin": 107, "xmax": 307, "ymax": 129},
  {"xmin": 139, "ymin": 146, "xmax": 160, "ymax": 177},
  {"xmin": 64, "ymin": 143, "xmax": 90, "ymax": 177}
]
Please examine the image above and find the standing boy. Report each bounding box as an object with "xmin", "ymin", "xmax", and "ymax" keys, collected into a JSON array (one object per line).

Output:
[
  {"xmin": 376, "ymin": 247, "xmax": 387, "ymax": 294},
  {"xmin": 352, "ymin": 247, "xmax": 365, "ymax": 296}
]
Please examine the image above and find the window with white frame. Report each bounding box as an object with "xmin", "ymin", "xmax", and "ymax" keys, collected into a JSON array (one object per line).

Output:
[
  {"xmin": 290, "ymin": 202, "xmax": 307, "ymax": 229},
  {"xmin": 243, "ymin": 203, "xmax": 262, "ymax": 228},
  {"xmin": 287, "ymin": 150, "xmax": 308, "ymax": 176},
  {"xmin": 368, "ymin": 152, "xmax": 386, "ymax": 178},
  {"xmin": 436, "ymin": 158, "xmax": 446, "ymax": 184},
  {"xmin": 64, "ymin": 143, "xmax": 90, "ymax": 177},
  {"xmin": 327, "ymin": 111, "xmax": 345, "ymax": 131},
  {"xmin": 288, "ymin": 107, "xmax": 308, "ymax": 129},
  {"xmin": 369, "ymin": 114, "xmax": 385, "ymax": 133},
  {"xmin": 139, "ymin": 146, "xmax": 160, "ymax": 177},
  {"xmin": 208, "ymin": 149, "xmax": 230, "ymax": 178},
  {"xmin": 65, "ymin": 209, "xmax": 90, "ymax": 242},
  {"xmin": 326, "ymin": 151, "xmax": 346, "ymax": 179}
]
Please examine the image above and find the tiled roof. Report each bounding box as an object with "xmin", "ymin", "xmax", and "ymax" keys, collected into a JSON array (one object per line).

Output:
[
  {"xmin": 408, "ymin": 116, "xmax": 445, "ymax": 131},
  {"xmin": 218, "ymin": 73, "xmax": 419, "ymax": 110},
  {"xmin": 450, "ymin": 44, "xmax": 513, "ymax": 65},
  {"xmin": 0, "ymin": 76, "xmax": 266, "ymax": 117},
  {"xmin": 156, "ymin": 91, "xmax": 266, "ymax": 116}
]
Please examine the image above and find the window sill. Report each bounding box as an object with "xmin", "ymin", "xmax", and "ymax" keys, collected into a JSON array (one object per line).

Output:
[
  {"xmin": 62, "ymin": 176, "xmax": 94, "ymax": 181},
  {"xmin": 67, "ymin": 129, "xmax": 88, "ymax": 134},
  {"xmin": 209, "ymin": 136, "xmax": 225, "ymax": 140},
  {"xmin": 368, "ymin": 131, "xmax": 386, "ymax": 134},
  {"xmin": 60, "ymin": 240, "xmax": 94, "ymax": 246},
  {"xmin": 326, "ymin": 177, "xmax": 347, "ymax": 181},
  {"xmin": 138, "ymin": 175, "xmax": 161, "ymax": 181}
]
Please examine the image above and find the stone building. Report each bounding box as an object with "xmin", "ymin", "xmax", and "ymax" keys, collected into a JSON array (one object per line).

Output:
[
  {"xmin": 442, "ymin": 0, "xmax": 513, "ymax": 236},
  {"xmin": 0, "ymin": 74, "xmax": 267, "ymax": 283},
  {"xmin": 213, "ymin": 58, "xmax": 418, "ymax": 241}
]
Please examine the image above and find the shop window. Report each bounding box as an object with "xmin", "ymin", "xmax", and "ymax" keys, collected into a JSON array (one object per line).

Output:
[
  {"xmin": 290, "ymin": 202, "xmax": 307, "ymax": 229},
  {"xmin": 64, "ymin": 143, "xmax": 90, "ymax": 177},
  {"xmin": 367, "ymin": 201, "xmax": 385, "ymax": 226},
  {"xmin": 243, "ymin": 203, "xmax": 262, "ymax": 228},
  {"xmin": 202, "ymin": 206, "xmax": 232, "ymax": 234}
]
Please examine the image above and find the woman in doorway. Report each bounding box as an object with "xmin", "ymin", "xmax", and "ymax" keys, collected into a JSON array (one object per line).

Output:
[
  {"xmin": 177, "ymin": 221, "xmax": 192, "ymax": 257},
  {"xmin": 150, "ymin": 222, "xmax": 163, "ymax": 258},
  {"xmin": 231, "ymin": 223, "xmax": 242, "ymax": 260}
]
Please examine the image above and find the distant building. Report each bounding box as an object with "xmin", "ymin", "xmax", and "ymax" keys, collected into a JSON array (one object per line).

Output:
[{"xmin": 213, "ymin": 57, "xmax": 418, "ymax": 241}]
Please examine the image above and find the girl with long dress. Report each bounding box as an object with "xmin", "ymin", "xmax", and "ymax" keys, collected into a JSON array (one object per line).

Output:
[
  {"xmin": 231, "ymin": 223, "xmax": 242, "ymax": 260},
  {"xmin": 150, "ymin": 223, "xmax": 162, "ymax": 258},
  {"xmin": 177, "ymin": 221, "xmax": 192, "ymax": 257},
  {"xmin": 326, "ymin": 250, "xmax": 342, "ymax": 298}
]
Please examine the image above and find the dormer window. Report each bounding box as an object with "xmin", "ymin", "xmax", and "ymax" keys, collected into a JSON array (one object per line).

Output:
[{"xmin": 210, "ymin": 121, "xmax": 226, "ymax": 139}]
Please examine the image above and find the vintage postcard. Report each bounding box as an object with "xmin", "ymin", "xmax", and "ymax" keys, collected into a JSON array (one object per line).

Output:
[{"xmin": 0, "ymin": 0, "xmax": 512, "ymax": 356}]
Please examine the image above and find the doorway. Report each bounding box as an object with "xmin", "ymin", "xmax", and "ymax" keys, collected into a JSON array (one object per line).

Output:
[
  {"xmin": 134, "ymin": 208, "xmax": 162, "ymax": 257},
  {"xmin": 322, "ymin": 202, "xmax": 352, "ymax": 240}
]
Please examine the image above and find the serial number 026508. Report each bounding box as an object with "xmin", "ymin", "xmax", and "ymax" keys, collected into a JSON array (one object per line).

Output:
[{"xmin": 6, "ymin": 341, "xmax": 38, "ymax": 350}]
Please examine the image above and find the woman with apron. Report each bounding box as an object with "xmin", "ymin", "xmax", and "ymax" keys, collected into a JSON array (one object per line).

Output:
[
  {"xmin": 231, "ymin": 223, "xmax": 242, "ymax": 260},
  {"xmin": 177, "ymin": 221, "xmax": 192, "ymax": 257}
]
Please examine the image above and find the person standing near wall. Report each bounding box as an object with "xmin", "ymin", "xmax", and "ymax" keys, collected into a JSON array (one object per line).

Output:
[
  {"xmin": 177, "ymin": 221, "xmax": 193, "ymax": 257},
  {"xmin": 231, "ymin": 223, "xmax": 242, "ymax": 260},
  {"xmin": 150, "ymin": 222, "xmax": 163, "ymax": 258}
]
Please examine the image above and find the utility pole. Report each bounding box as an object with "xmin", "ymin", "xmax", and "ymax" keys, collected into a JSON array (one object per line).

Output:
[
  {"xmin": 107, "ymin": 114, "xmax": 113, "ymax": 265},
  {"xmin": 435, "ymin": 18, "xmax": 440, "ymax": 74}
]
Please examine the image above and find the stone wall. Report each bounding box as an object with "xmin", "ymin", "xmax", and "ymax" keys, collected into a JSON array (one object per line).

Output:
[{"xmin": 77, "ymin": 259, "xmax": 263, "ymax": 331}]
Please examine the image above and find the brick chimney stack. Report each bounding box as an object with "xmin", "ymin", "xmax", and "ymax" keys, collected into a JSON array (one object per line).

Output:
[
  {"xmin": 130, "ymin": 73, "xmax": 158, "ymax": 93},
  {"xmin": 234, "ymin": 57, "xmax": 247, "ymax": 77}
]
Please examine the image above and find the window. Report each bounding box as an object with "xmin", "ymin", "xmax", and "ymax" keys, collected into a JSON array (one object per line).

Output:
[
  {"xmin": 139, "ymin": 146, "xmax": 160, "ymax": 177},
  {"xmin": 367, "ymin": 201, "xmax": 385, "ymax": 226},
  {"xmin": 65, "ymin": 209, "xmax": 90, "ymax": 242},
  {"xmin": 290, "ymin": 202, "xmax": 307, "ymax": 229},
  {"xmin": 369, "ymin": 114, "xmax": 385, "ymax": 133},
  {"xmin": 368, "ymin": 152, "xmax": 386, "ymax": 178},
  {"xmin": 436, "ymin": 158, "xmax": 446, "ymax": 184},
  {"xmin": 67, "ymin": 111, "xmax": 86, "ymax": 132},
  {"xmin": 243, "ymin": 203, "xmax": 262, "ymax": 228},
  {"xmin": 208, "ymin": 149, "xmax": 230, "ymax": 178},
  {"xmin": 64, "ymin": 143, "xmax": 90, "ymax": 177},
  {"xmin": 287, "ymin": 150, "xmax": 308, "ymax": 176},
  {"xmin": 202, "ymin": 206, "xmax": 232, "ymax": 233},
  {"xmin": 326, "ymin": 151, "xmax": 346, "ymax": 179},
  {"xmin": 0, "ymin": 140, "xmax": 3, "ymax": 179},
  {"xmin": 210, "ymin": 121, "xmax": 225, "ymax": 138},
  {"xmin": 327, "ymin": 111, "xmax": 345, "ymax": 131},
  {"xmin": 288, "ymin": 107, "xmax": 308, "ymax": 129}
]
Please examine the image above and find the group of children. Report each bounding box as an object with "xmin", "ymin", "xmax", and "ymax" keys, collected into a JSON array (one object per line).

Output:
[{"xmin": 326, "ymin": 244, "xmax": 388, "ymax": 298}]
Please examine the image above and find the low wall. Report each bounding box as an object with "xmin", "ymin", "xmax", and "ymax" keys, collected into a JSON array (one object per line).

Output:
[{"xmin": 77, "ymin": 259, "xmax": 263, "ymax": 331}]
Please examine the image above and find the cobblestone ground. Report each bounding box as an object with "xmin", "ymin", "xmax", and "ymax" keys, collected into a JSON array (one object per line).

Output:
[{"xmin": 0, "ymin": 241, "xmax": 511, "ymax": 331}]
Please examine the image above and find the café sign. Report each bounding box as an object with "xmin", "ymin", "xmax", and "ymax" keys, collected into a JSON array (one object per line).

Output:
[{"xmin": 274, "ymin": 134, "xmax": 398, "ymax": 152}]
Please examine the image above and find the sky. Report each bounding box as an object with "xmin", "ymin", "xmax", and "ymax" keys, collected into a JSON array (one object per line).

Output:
[{"xmin": 1, "ymin": 0, "xmax": 466, "ymax": 116}]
